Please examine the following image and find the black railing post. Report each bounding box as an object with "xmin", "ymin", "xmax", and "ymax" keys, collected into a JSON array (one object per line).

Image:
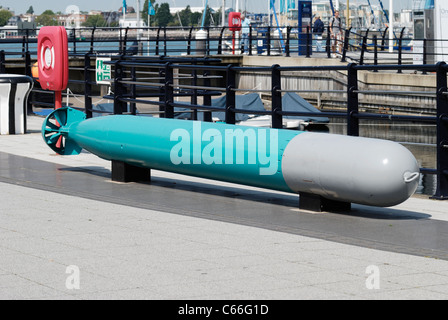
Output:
[
  {"xmin": 267, "ymin": 26, "xmax": 271, "ymax": 56},
  {"xmin": 24, "ymin": 51, "xmax": 31, "ymax": 78},
  {"xmin": 187, "ymin": 27, "xmax": 193, "ymax": 55},
  {"xmin": 164, "ymin": 27, "xmax": 167, "ymax": 56},
  {"xmin": 248, "ymin": 26, "xmax": 253, "ymax": 56},
  {"xmin": 119, "ymin": 28, "xmax": 123, "ymax": 54},
  {"xmin": 113, "ymin": 57, "xmax": 126, "ymax": 115},
  {"xmin": 123, "ymin": 27, "xmax": 129, "ymax": 55},
  {"xmin": 326, "ymin": 26, "xmax": 331, "ymax": 58},
  {"xmin": 341, "ymin": 27, "xmax": 351, "ymax": 62},
  {"xmin": 271, "ymin": 64, "xmax": 282, "ymax": 129},
  {"xmin": 373, "ymin": 35, "xmax": 378, "ymax": 71},
  {"xmin": 164, "ymin": 62, "xmax": 174, "ymax": 118},
  {"xmin": 0, "ymin": 50, "xmax": 6, "ymax": 73},
  {"xmin": 90, "ymin": 27, "xmax": 96, "ymax": 53},
  {"xmin": 381, "ymin": 27, "xmax": 388, "ymax": 51},
  {"xmin": 397, "ymin": 27, "xmax": 405, "ymax": 74},
  {"xmin": 25, "ymin": 50, "xmax": 32, "ymax": 115},
  {"xmin": 360, "ymin": 34, "xmax": 367, "ymax": 65},
  {"xmin": 347, "ymin": 63, "xmax": 359, "ymax": 137},
  {"xmin": 306, "ymin": 26, "xmax": 311, "ymax": 58},
  {"xmin": 203, "ymin": 60, "xmax": 212, "ymax": 122},
  {"xmin": 285, "ymin": 26, "xmax": 290, "ymax": 57},
  {"xmin": 191, "ymin": 65, "xmax": 198, "ymax": 120},
  {"xmin": 156, "ymin": 27, "xmax": 161, "ymax": 55},
  {"xmin": 432, "ymin": 62, "xmax": 448, "ymax": 200},
  {"xmin": 422, "ymin": 39, "xmax": 428, "ymax": 75},
  {"xmin": 206, "ymin": 27, "xmax": 210, "ymax": 55},
  {"xmin": 218, "ymin": 27, "xmax": 225, "ymax": 54},
  {"xmin": 130, "ymin": 65, "xmax": 137, "ymax": 115},
  {"xmin": 73, "ymin": 28, "xmax": 77, "ymax": 54},
  {"xmin": 84, "ymin": 53, "xmax": 93, "ymax": 118},
  {"xmin": 225, "ymin": 65, "xmax": 236, "ymax": 124}
]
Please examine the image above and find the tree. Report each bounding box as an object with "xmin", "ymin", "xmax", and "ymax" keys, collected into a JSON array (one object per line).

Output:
[
  {"xmin": 155, "ymin": 3, "xmax": 173, "ymax": 27},
  {"xmin": 177, "ymin": 5, "xmax": 192, "ymax": 26},
  {"xmin": 0, "ymin": 9, "xmax": 12, "ymax": 26},
  {"xmin": 26, "ymin": 6, "xmax": 34, "ymax": 14},
  {"xmin": 82, "ymin": 15, "xmax": 107, "ymax": 27},
  {"xmin": 190, "ymin": 12, "xmax": 202, "ymax": 26},
  {"xmin": 36, "ymin": 10, "xmax": 58, "ymax": 26}
]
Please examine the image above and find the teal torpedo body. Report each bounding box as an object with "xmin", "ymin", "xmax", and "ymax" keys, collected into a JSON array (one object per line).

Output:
[{"xmin": 43, "ymin": 107, "xmax": 420, "ymax": 207}]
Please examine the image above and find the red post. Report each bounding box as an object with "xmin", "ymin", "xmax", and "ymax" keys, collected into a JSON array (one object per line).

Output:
[{"xmin": 55, "ymin": 91, "xmax": 62, "ymax": 109}]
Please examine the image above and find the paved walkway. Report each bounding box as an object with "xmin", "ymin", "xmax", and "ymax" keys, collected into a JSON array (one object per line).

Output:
[{"xmin": 1, "ymin": 116, "xmax": 448, "ymax": 300}]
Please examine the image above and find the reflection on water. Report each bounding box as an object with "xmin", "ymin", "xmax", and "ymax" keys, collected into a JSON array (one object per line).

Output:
[{"xmin": 323, "ymin": 118, "xmax": 437, "ymax": 196}]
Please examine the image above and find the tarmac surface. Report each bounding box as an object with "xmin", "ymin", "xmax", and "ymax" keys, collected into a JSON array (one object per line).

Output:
[{"xmin": 1, "ymin": 115, "xmax": 448, "ymax": 300}]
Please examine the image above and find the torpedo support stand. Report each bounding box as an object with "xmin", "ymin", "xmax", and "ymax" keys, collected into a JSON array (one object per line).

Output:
[
  {"xmin": 299, "ymin": 192, "xmax": 351, "ymax": 212},
  {"xmin": 112, "ymin": 160, "xmax": 151, "ymax": 183}
]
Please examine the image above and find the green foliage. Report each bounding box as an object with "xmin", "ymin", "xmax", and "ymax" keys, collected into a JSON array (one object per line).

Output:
[
  {"xmin": 155, "ymin": 3, "xmax": 173, "ymax": 27},
  {"xmin": 82, "ymin": 15, "xmax": 107, "ymax": 27},
  {"xmin": 0, "ymin": 9, "xmax": 12, "ymax": 26},
  {"xmin": 36, "ymin": 10, "xmax": 58, "ymax": 26},
  {"xmin": 26, "ymin": 6, "xmax": 34, "ymax": 14}
]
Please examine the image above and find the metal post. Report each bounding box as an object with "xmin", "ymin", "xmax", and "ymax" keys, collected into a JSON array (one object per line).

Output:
[
  {"xmin": 90, "ymin": 27, "xmax": 96, "ymax": 53},
  {"xmin": 341, "ymin": 28, "xmax": 351, "ymax": 63},
  {"xmin": 130, "ymin": 66, "xmax": 137, "ymax": 115},
  {"xmin": 191, "ymin": 66, "xmax": 198, "ymax": 120},
  {"xmin": 422, "ymin": 39, "xmax": 428, "ymax": 75},
  {"xmin": 25, "ymin": 51, "xmax": 32, "ymax": 115},
  {"xmin": 271, "ymin": 64, "xmax": 282, "ymax": 129},
  {"xmin": 164, "ymin": 27, "xmax": 167, "ymax": 56},
  {"xmin": 187, "ymin": 27, "xmax": 193, "ymax": 55},
  {"xmin": 0, "ymin": 50, "xmax": 5, "ymax": 73},
  {"xmin": 203, "ymin": 59, "xmax": 212, "ymax": 122},
  {"xmin": 347, "ymin": 63, "xmax": 359, "ymax": 137},
  {"xmin": 397, "ymin": 27, "xmax": 405, "ymax": 74},
  {"xmin": 267, "ymin": 26, "xmax": 271, "ymax": 56},
  {"xmin": 285, "ymin": 26, "xmax": 290, "ymax": 57},
  {"xmin": 306, "ymin": 26, "xmax": 311, "ymax": 58},
  {"xmin": 432, "ymin": 62, "xmax": 448, "ymax": 200},
  {"xmin": 225, "ymin": 65, "xmax": 236, "ymax": 124},
  {"xmin": 73, "ymin": 28, "xmax": 77, "ymax": 54},
  {"xmin": 360, "ymin": 34, "xmax": 367, "ymax": 66},
  {"xmin": 113, "ymin": 60, "xmax": 125, "ymax": 115},
  {"xmin": 164, "ymin": 62, "xmax": 174, "ymax": 118},
  {"xmin": 373, "ymin": 35, "xmax": 378, "ymax": 71},
  {"xmin": 84, "ymin": 53, "xmax": 93, "ymax": 118},
  {"xmin": 381, "ymin": 27, "xmax": 388, "ymax": 51},
  {"xmin": 156, "ymin": 27, "xmax": 161, "ymax": 56},
  {"xmin": 326, "ymin": 26, "xmax": 331, "ymax": 58},
  {"xmin": 218, "ymin": 27, "xmax": 225, "ymax": 54}
]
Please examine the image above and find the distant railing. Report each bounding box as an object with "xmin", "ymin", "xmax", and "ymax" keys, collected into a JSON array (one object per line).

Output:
[{"xmin": 0, "ymin": 25, "xmax": 446, "ymax": 65}]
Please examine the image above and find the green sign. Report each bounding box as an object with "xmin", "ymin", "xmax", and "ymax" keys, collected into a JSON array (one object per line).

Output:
[{"xmin": 96, "ymin": 58, "xmax": 111, "ymax": 84}]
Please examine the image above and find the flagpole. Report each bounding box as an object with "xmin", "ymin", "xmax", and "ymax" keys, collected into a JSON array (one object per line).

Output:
[{"xmin": 389, "ymin": 0, "xmax": 393, "ymax": 53}]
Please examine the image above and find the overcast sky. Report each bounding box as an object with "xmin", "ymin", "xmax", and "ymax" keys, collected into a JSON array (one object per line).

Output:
[{"xmin": 1, "ymin": 0, "xmax": 416, "ymax": 15}]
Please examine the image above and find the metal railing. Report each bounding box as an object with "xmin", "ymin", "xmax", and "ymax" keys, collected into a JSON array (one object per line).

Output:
[{"xmin": 1, "ymin": 25, "xmax": 446, "ymax": 65}]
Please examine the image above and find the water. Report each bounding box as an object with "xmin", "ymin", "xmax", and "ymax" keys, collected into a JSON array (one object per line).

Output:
[{"xmin": 326, "ymin": 118, "xmax": 437, "ymax": 197}]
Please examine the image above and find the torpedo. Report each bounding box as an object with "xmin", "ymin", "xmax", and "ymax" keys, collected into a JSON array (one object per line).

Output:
[{"xmin": 42, "ymin": 107, "xmax": 420, "ymax": 208}]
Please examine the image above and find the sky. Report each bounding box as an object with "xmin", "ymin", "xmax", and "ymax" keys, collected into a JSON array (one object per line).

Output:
[{"xmin": 1, "ymin": 0, "xmax": 416, "ymax": 15}]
